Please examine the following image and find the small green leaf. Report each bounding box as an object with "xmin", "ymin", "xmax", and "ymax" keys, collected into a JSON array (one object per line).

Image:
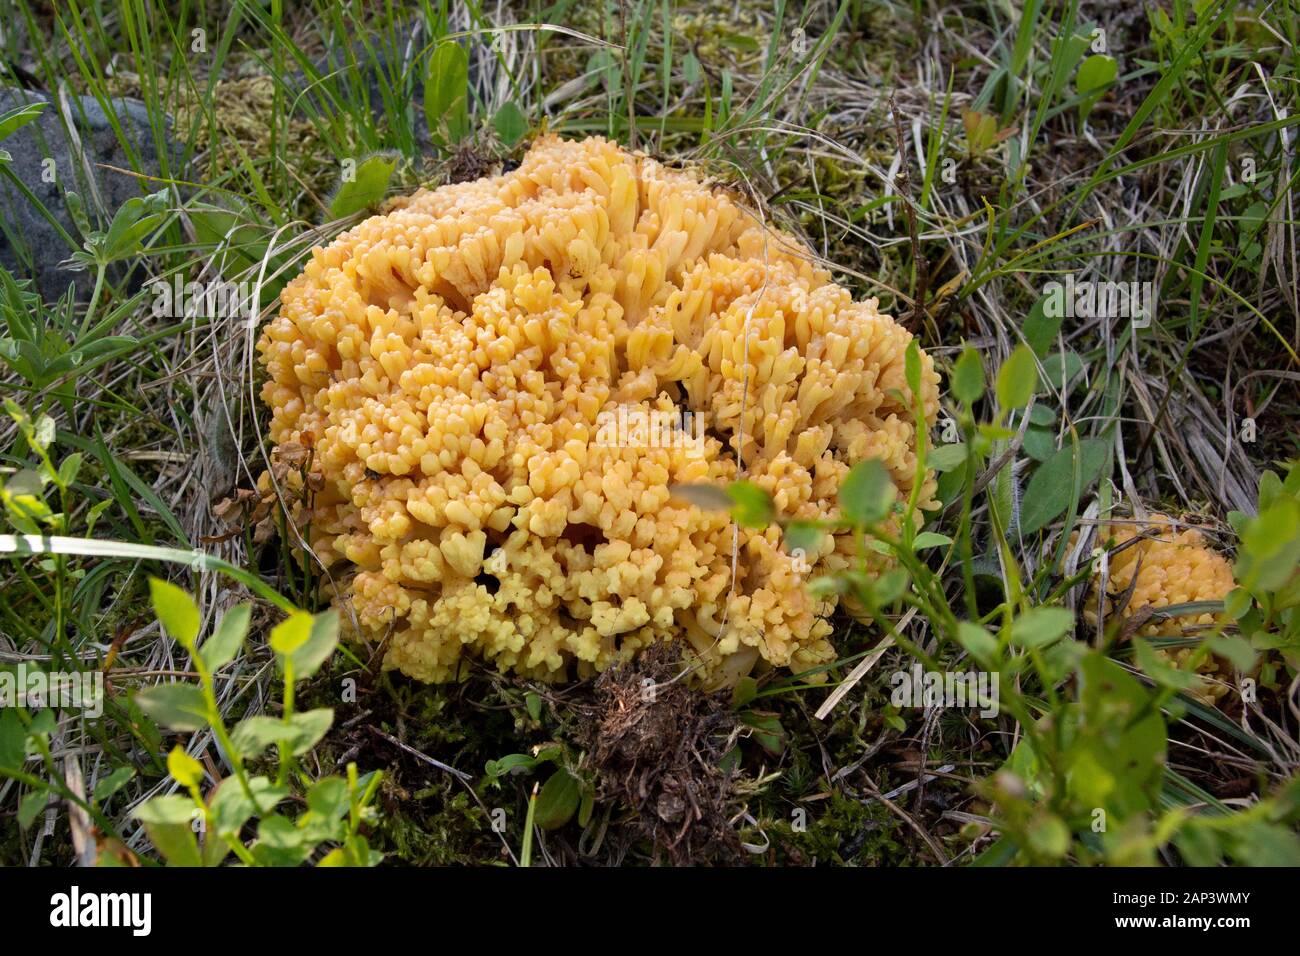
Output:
[
  {"xmin": 525, "ymin": 692, "xmax": 543, "ymax": 722},
  {"xmin": 1018, "ymin": 438, "xmax": 1110, "ymax": 535},
  {"xmin": 231, "ymin": 709, "xmax": 333, "ymax": 759},
  {"xmin": 726, "ymin": 480, "xmax": 774, "ymax": 528},
  {"xmin": 135, "ymin": 683, "xmax": 208, "ymax": 732},
  {"xmin": 167, "ymin": 746, "xmax": 205, "ymax": 789},
  {"xmin": 1132, "ymin": 637, "xmax": 1203, "ymax": 690},
  {"xmin": 839, "ymin": 458, "xmax": 896, "ymax": 526},
  {"xmin": 956, "ymin": 621, "xmax": 999, "ymax": 667},
  {"xmin": 533, "ymin": 769, "xmax": 581, "ymax": 830},
  {"xmin": 783, "ymin": 521, "xmax": 824, "ymax": 555},
  {"xmin": 424, "ymin": 41, "xmax": 470, "ymax": 144},
  {"xmin": 149, "ymin": 577, "xmax": 200, "ymax": 650},
  {"xmin": 330, "ymin": 155, "xmax": 397, "ymax": 220},
  {"xmin": 18, "ymin": 789, "xmax": 46, "ymax": 829},
  {"xmin": 200, "ymin": 603, "xmax": 251, "ymax": 672},
  {"xmin": 93, "ymin": 766, "xmax": 134, "ymax": 803},
  {"xmin": 56, "ymin": 453, "xmax": 83, "ymax": 487},
  {"xmin": 904, "ymin": 339, "xmax": 923, "ymax": 401},
  {"xmin": 1075, "ymin": 54, "xmax": 1118, "ymax": 122},
  {"xmin": 485, "ymin": 753, "xmax": 541, "ymax": 779},
  {"xmin": 492, "ymin": 102, "xmax": 529, "ymax": 147},
  {"xmin": 1027, "ymin": 813, "xmax": 1071, "ymax": 859},
  {"xmin": 307, "ymin": 776, "xmax": 350, "ymax": 820},
  {"xmin": 996, "ymin": 344, "xmax": 1038, "ymax": 410},
  {"xmin": 1041, "ymin": 350, "xmax": 1084, "ymax": 391},
  {"xmin": 740, "ymin": 711, "xmax": 786, "ymax": 757},
  {"xmin": 1023, "ymin": 426, "xmax": 1057, "ymax": 462},
  {"xmin": 0, "ymin": 707, "xmax": 24, "ymax": 771},
  {"xmin": 288, "ymin": 610, "xmax": 339, "ymax": 680},
  {"xmin": 731, "ymin": 676, "xmax": 758, "ymax": 709},
  {"xmin": 927, "ymin": 443, "xmax": 969, "ymax": 473},
  {"xmin": 281, "ymin": 709, "xmax": 334, "ymax": 756},
  {"xmin": 1022, "ymin": 294, "xmax": 1062, "ymax": 358},
  {"xmin": 669, "ymin": 482, "xmax": 734, "ymax": 511},
  {"xmin": 1205, "ymin": 635, "xmax": 1257, "ymax": 672},
  {"xmin": 1011, "ymin": 607, "xmax": 1075, "ymax": 648},
  {"xmin": 912, "ymin": 531, "xmax": 953, "ymax": 550},
  {"xmin": 209, "ymin": 775, "xmax": 287, "ymax": 836},
  {"xmin": 133, "ymin": 795, "xmax": 203, "ymax": 867},
  {"xmin": 269, "ymin": 609, "xmax": 313, "ymax": 657},
  {"xmin": 952, "ymin": 347, "xmax": 985, "ymax": 405}
]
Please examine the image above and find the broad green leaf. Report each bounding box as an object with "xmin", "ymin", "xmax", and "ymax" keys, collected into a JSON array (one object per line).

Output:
[
  {"xmin": 18, "ymin": 789, "xmax": 46, "ymax": 828},
  {"xmin": 492, "ymin": 102, "xmax": 528, "ymax": 147},
  {"xmin": 230, "ymin": 709, "xmax": 333, "ymax": 759},
  {"xmin": 209, "ymin": 775, "xmax": 288, "ymax": 836},
  {"xmin": 229, "ymin": 716, "xmax": 283, "ymax": 759},
  {"xmin": 133, "ymin": 795, "xmax": 203, "ymax": 867},
  {"xmin": 135, "ymin": 683, "xmax": 208, "ymax": 732},
  {"xmin": 1041, "ymin": 350, "xmax": 1084, "ymax": 391},
  {"xmin": 1022, "ymin": 425, "xmax": 1056, "ymax": 462},
  {"xmin": 1010, "ymin": 607, "xmax": 1075, "ymax": 648},
  {"xmin": 1235, "ymin": 498, "xmax": 1300, "ymax": 592},
  {"xmin": 254, "ymin": 814, "xmax": 315, "ymax": 866},
  {"xmin": 839, "ymin": 458, "xmax": 896, "ymax": 526},
  {"xmin": 1075, "ymin": 54, "xmax": 1118, "ymax": 122},
  {"xmin": 1022, "ymin": 294, "xmax": 1062, "ymax": 358},
  {"xmin": 0, "ymin": 705, "xmax": 27, "ymax": 771},
  {"xmin": 956, "ymin": 621, "xmax": 999, "ymax": 667},
  {"xmin": 93, "ymin": 766, "xmax": 134, "ymax": 803},
  {"xmin": 951, "ymin": 346, "xmax": 985, "ymax": 405},
  {"xmin": 200, "ymin": 603, "xmax": 251, "ymax": 672},
  {"xmin": 281, "ymin": 709, "xmax": 334, "ymax": 756},
  {"xmin": 1018, "ymin": 438, "xmax": 1109, "ymax": 535},
  {"xmin": 996, "ymin": 344, "xmax": 1038, "ymax": 409},
  {"xmin": 740, "ymin": 710, "xmax": 786, "ymax": 758},
  {"xmin": 307, "ymin": 777, "xmax": 350, "ymax": 821},
  {"xmin": 927, "ymin": 443, "xmax": 969, "ymax": 473},
  {"xmin": 669, "ymin": 482, "xmax": 733, "ymax": 511},
  {"xmin": 149, "ymin": 577, "xmax": 200, "ymax": 649},
  {"xmin": 485, "ymin": 752, "xmax": 541, "ymax": 778},
  {"xmin": 269, "ymin": 609, "xmax": 313, "ymax": 657},
  {"xmin": 533, "ymin": 768, "xmax": 581, "ymax": 830},
  {"xmin": 1132, "ymin": 637, "xmax": 1202, "ymax": 691},
  {"xmin": 726, "ymin": 480, "xmax": 774, "ymax": 528},
  {"xmin": 288, "ymin": 610, "xmax": 340, "ymax": 680},
  {"xmin": 904, "ymin": 339, "xmax": 923, "ymax": 401},
  {"xmin": 1205, "ymin": 635, "xmax": 1257, "ymax": 672},
  {"xmin": 731, "ymin": 676, "xmax": 758, "ymax": 709},
  {"xmin": 783, "ymin": 520, "xmax": 824, "ymax": 556},
  {"xmin": 167, "ymin": 746, "xmax": 204, "ymax": 789},
  {"xmin": 1070, "ymin": 652, "xmax": 1166, "ymax": 818},
  {"xmin": 424, "ymin": 41, "xmax": 470, "ymax": 144},
  {"xmin": 329, "ymin": 155, "xmax": 397, "ymax": 220}
]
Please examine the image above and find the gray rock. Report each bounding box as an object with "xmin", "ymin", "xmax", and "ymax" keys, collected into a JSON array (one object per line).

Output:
[{"xmin": 0, "ymin": 86, "xmax": 183, "ymax": 300}]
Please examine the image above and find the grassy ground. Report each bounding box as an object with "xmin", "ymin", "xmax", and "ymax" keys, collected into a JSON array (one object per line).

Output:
[{"xmin": 0, "ymin": 0, "xmax": 1297, "ymax": 866}]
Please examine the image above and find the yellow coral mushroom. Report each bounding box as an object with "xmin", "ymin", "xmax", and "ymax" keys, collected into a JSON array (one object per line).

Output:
[
  {"xmin": 257, "ymin": 135, "xmax": 939, "ymax": 685},
  {"xmin": 1094, "ymin": 515, "xmax": 1236, "ymax": 700}
]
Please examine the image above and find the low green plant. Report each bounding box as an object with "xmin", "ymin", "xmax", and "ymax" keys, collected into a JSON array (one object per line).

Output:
[
  {"xmin": 131, "ymin": 579, "xmax": 382, "ymax": 866},
  {"xmin": 694, "ymin": 342, "xmax": 1300, "ymax": 865}
]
